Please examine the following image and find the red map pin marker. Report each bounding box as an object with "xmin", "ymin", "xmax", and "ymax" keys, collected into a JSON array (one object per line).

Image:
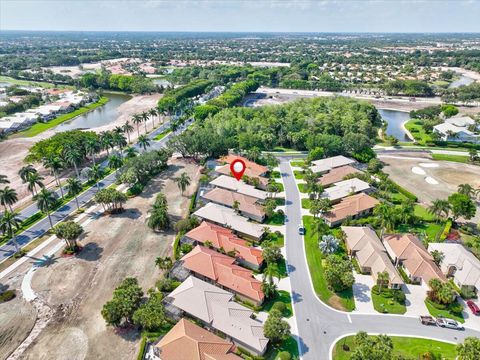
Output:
[{"xmin": 230, "ymin": 159, "xmax": 246, "ymax": 181}]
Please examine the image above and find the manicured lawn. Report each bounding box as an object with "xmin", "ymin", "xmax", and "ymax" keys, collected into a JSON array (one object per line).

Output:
[
  {"xmin": 432, "ymin": 154, "xmax": 470, "ymax": 163},
  {"xmin": 290, "ymin": 160, "xmax": 305, "ymax": 167},
  {"xmin": 270, "ymin": 171, "xmax": 281, "ymax": 178},
  {"xmin": 263, "ymin": 231, "xmax": 285, "ymax": 247},
  {"xmin": 298, "ymin": 183, "xmax": 308, "ymax": 193},
  {"xmin": 371, "ymin": 288, "xmax": 406, "ymax": 314},
  {"xmin": 262, "ymin": 290, "xmax": 293, "ymax": 318},
  {"xmin": 395, "ymin": 204, "xmax": 445, "ymax": 241},
  {"xmin": 0, "ymin": 75, "xmax": 65, "ymax": 89},
  {"xmin": 293, "ymin": 170, "xmax": 304, "ymax": 179},
  {"xmin": 16, "ymin": 97, "xmax": 109, "ymax": 137},
  {"xmin": 303, "ymin": 215, "xmax": 355, "ymax": 311},
  {"xmin": 333, "ymin": 335, "xmax": 457, "ymax": 360},
  {"xmin": 265, "ymin": 212, "xmax": 285, "ymax": 225},
  {"xmin": 425, "ymin": 299, "xmax": 464, "ymax": 323},
  {"xmin": 301, "ymin": 198, "xmax": 311, "ymax": 209},
  {"xmin": 153, "ymin": 129, "xmax": 171, "ymax": 141},
  {"xmin": 264, "ymin": 336, "xmax": 299, "ymax": 360},
  {"xmin": 274, "ymin": 181, "xmax": 284, "ymax": 192},
  {"xmin": 404, "ymin": 119, "xmax": 432, "ymax": 145}
]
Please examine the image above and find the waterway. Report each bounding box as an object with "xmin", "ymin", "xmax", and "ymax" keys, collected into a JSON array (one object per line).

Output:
[
  {"xmin": 449, "ymin": 75, "xmax": 474, "ymax": 88},
  {"xmin": 55, "ymin": 92, "xmax": 131, "ymax": 131},
  {"xmin": 378, "ymin": 108, "xmax": 413, "ymax": 142}
]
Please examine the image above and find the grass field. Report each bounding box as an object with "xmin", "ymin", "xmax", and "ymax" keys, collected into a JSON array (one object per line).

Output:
[
  {"xmin": 15, "ymin": 97, "xmax": 109, "ymax": 137},
  {"xmin": 333, "ymin": 335, "xmax": 456, "ymax": 360},
  {"xmin": 404, "ymin": 119, "xmax": 432, "ymax": 145},
  {"xmin": 0, "ymin": 75, "xmax": 70, "ymax": 89},
  {"xmin": 301, "ymin": 198, "xmax": 311, "ymax": 209},
  {"xmin": 298, "ymin": 183, "xmax": 308, "ymax": 193},
  {"xmin": 431, "ymin": 153, "xmax": 471, "ymax": 163},
  {"xmin": 293, "ymin": 170, "xmax": 304, "ymax": 179},
  {"xmin": 303, "ymin": 215, "xmax": 355, "ymax": 311},
  {"xmin": 153, "ymin": 129, "xmax": 171, "ymax": 141}
]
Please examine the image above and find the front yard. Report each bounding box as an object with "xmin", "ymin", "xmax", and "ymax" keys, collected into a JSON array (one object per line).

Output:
[
  {"xmin": 371, "ymin": 286, "xmax": 406, "ymax": 314},
  {"xmin": 425, "ymin": 299, "xmax": 465, "ymax": 323},
  {"xmin": 262, "ymin": 290, "xmax": 293, "ymax": 318}
]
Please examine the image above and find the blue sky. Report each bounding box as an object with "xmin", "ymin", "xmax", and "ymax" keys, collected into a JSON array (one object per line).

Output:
[{"xmin": 1, "ymin": 0, "xmax": 479, "ymax": 33}]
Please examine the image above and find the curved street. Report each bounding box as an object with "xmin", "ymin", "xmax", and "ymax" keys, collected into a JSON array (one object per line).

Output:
[{"xmin": 279, "ymin": 158, "xmax": 480, "ymax": 359}]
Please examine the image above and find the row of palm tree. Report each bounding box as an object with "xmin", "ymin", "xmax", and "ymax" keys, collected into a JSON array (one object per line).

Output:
[{"xmin": 131, "ymin": 108, "xmax": 164, "ymax": 138}]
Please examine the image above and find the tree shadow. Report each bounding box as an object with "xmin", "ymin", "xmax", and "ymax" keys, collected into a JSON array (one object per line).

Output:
[
  {"xmin": 113, "ymin": 326, "xmax": 141, "ymax": 342},
  {"xmin": 31, "ymin": 254, "xmax": 59, "ymax": 268},
  {"xmin": 111, "ymin": 208, "xmax": 142, "ymax": 220},
  {"xmin": 292, "ymin": 334, "xmax": 309, "ymax": 356},
  {"xmin": 76, "ymin": 242, "xmax": 103, "ymax": 262},
  {"xmin": 292, "ymin": 290, "xmax": 303, "ymax": 304}
]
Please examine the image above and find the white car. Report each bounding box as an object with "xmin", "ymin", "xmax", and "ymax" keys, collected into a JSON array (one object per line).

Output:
[
  {"xmin": 298, "ymin": 225, "xmax": 305, "ymax": 235},
  {"xmin": 436, "ymin": 317, "xmax": 464, "ymax": 330}
]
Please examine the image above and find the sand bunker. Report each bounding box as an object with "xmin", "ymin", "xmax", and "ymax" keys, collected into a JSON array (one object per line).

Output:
[
  {"xmin": 425, "ymin": 177, "xmax": 439, "ymax": 185},
  {"xmin": 419, "ymin": 163, "xmax": 439, "ymax": 168},
  {"xmin": 411, "ymin": 166, "xmax": 426, "ymax": 175}
]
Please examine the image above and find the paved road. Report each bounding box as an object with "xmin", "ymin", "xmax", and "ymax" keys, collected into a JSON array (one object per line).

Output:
[
  {"xmin": 0, "ymin": 119, "xmax": 192, "ymax": 262},
  {"xmin": 279, "ymin": 158, "xmax": 480, "ymax": 359}
]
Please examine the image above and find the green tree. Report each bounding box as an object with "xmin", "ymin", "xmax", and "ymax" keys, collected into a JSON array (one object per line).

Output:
[
  {"xmin": 324, "ymin": 255, "xmax": 355, "ymax": 292},
  {"xmin": 36, "ymin": 188, "xmax": 57, "ymax": 229},
  {"xmin": 94, "ymin": 188, "xmax": 127, "ymax": 213},
  {"xmin": 263, "ymin": 309, "xmax": 291, "ymax": 344},
  {"xmin": 132, "ymin": 292, "xmax": 167, "ymax": 331},
  {"xmin": 263, "ymin": 243, "xmax": 283, "ymax": 265},
  {"xmin": 367, "ymin": 158, "xmax": 383, "ymax": 173},
  {"xmin": 132, "ymin": 114, "xmax": 142, "ymax": 138},
  {"xmin": 448, "ymin": 192, "xmax": 476, "ymax": 222},
  {"xmin": 430, "ymin": 250, "xmax": 445, "ymax": 266},
  {"xmin": 141, "ymin": 111, "xmax": 149, "ymax": 133},
  {"xmin": 18, "ymin": 164, "xmax": 36, "ymax": 184},
  {"xmin": 457, "ymin": 337, "xmax": 480, "ymax": 360},
  {"xmin": 85, "ymin": 138, "xmax": 100, "ymax": 166},
  {"xmin": 63, "ymin": 144, "xmax": 82, "ymax": 178},
  {"xmin": 350, "ymin": 332, "xmax": 393, "ymax": 360},
  {"xmin": 138, "ymin": 134, "xmax": 151, "ymax": 151},
  {"xmin": 428, "ymin": 199, "xmax": 451, "ymax": 221},
  {"xmin": 123, "ymin": 120, "xmax": 134, "ymax": 144},
  {"xmin": 155, "ymin": 256, "xmax": 173, "ymax": 272},
  {"xmin": 377, "ymin": 271, "xmax": 390, "ymax": 293},
  {"xmin": 0, "ymin": 186, "xmax": 18, "ymax": 212},
  {"xmin": 0, "ymin": 210, "xmax": 21, "ymax": 253},
  {"xmin": 101, "ymin": 277, "xmax": 143, "ymax": 327},
  {"xmin": 174, "ymin": 172, "xmax": 191, "ymax": 196},
  {"xmin": 148, "ymin": 193, "xmax": 170, "ymax": 231},
  {"xmin": 108, "ymin": 154, "xmax": 123, "ymax": 170},
  {"xmin": 66, "ymin": 176, "xmax": 82, "ymax": 210},
  {"xmin": 458, "ymin": 183, "xmax": 475, "ymax": 199},
  {"xmin": 53, "ymin": 220, "xmax": 83, "ymax": 251},
  {"xmin": 87, "ymin": 164, "xmax": 105, "ymax": 190},
  {"xmin": 373, "ymin": 203, "xmax": 398, "ymax": 233}
]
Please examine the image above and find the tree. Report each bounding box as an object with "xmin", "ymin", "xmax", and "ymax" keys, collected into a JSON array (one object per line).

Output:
[
  {"xmin": 232, "ymin": 200, "xmax": 240, "ymax": 213},
  {"xmin": 324, "ymin": 255, "xmax": 355, "ymax": 292},
  {"xmin": 263, "ymin": 243, "xmax": 283, "ymax": 265},
  {"xmin": 448, "ymin": 192, "xmax": 476, "ymax": 222},
  {"xmin": 148, "ymin": 193, "xmax": 170, "ymax": 231},
  {"xmin": 428, "ymin": 278, "xmax": 455, "ymax": 305},
  {"xmin": 63, "ymin": 144, "xmax": 82, "ymax": 177},
  {"xmin": 53, "ymin": 220, "xmax": 83, "ymax": 251},
  {"xmin": 307, "ymin": 147, "xmax": 325, "ymax": 162},
  {"xmin": 149, "ymin": 108, "xmax": 158, "ymax": 128},
  {"xmin": 0, "ymin": 210, "xmax": 21, "ymax": 253},
  {"xmin": 262, "ymin": 279, "xmax": 278, "ymax": 299},
  {"xmin": 155, "ymin": 256, "xmax": 173, "ymax": 272},
  {"xmin": 468, "ymin": 148, "xmax": 478, "ymax": 163},
  {"xmin": 108, "ymin": 154, "xmax": 123, "ymax": 170},
  {"xmin": 263, "ymin": 309, "xmax": 291, "ymax": 344},
  {"xmin": 43, "ymin": 156, "xmax": 65, "ymax": 198},
  {"xmin": 174, "ymin": 172, "xmax": 191, "ymax": 196},
  {"xmin": 398, "ymin": 200, "xmax": 415, "ymax": 225},
  {"xmin": 101, "ymin": 277, "xmax": 143, "ymax": 327},
  {"xmin": 367, "ymin": 158, "xmax": 383, "ymax": 173},
  {"xmin": 85, "ymin": 138, "xmax": 100, "ymax": 165},
  {"xmin": 132, "ymin": 292, "xmax": 166, "ymax": 331},
  {"xmin": 457, "ymin": 337, "xmax": 480, "ymax": 360},
  {"xmin": 138, "ymin": 135, "xmax": 151, "ymax": 150},
  {"xmin": 0, "ymin": 186, "xmax": 18, "ymax": 212},
  {"xmin": 66, "ymin": 176, "xmax": 82, "ymax": 210},
  {"xmin": 373, "ymin": 203, "xmax": 397, "ymax": 233},
  {"xmin": 0, "ymin": 174, "xmax": 9, "ymax": 184},
  {"xmin": 319, "ymin": 234, "xmax": 339, "ymax": 255},
  {"xmin": 18, "ymin": 164, "xmax": 36, "ymax": 183},
  {"xmin": 350, "ymin": 332, "xmax": 393, "ymax": 360},
  {"xmin": 430, "ymin": 250, "xmax": 445, "ymax": 266},
  {"xmin": 132, "ymin": 114, "xmax": 142, "ymax": 138},
  {"xmin": 141, "ymin": 111, "xmax": 149, "ymax": 133},
  {"xmin": 36, "ymin": 188, "xmax": 57, "ymax": 229},
  {"xmin": 125, "ymin": 147, "xmax": 138, "ymax": 158},
  {"xmin": 428, "ymin": 199, "xmax": 451, "ymax": 221},
  {"xmin": 377, "ymin": 271, "xmax": 390, "ymax": 293},
  {"xmin": 458, "ymin": 183, "xmax": 475, "ymax": 199},
  {"xmin": 123, "ymin": 120, "xmax": 134, "ymax": 143},
  {"xmin": 87, "ymin": 164, "xmax": 105, "ymax": 190},
  {"xmin": 94, "ymin": 188, "xmax": 127, "ymax": 213}
]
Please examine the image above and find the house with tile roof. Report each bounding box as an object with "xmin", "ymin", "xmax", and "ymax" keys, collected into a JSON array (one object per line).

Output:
[
  {"xmin": 428, "ymin": 242, "xmax": 480, "ymax": 296},
  {"xmin": 218, "ymin": 154, "xmax": 268, "ymax": 177},
  {"xmin": 182, "ymin": 222, "xmax": 263, "ymax": 269},
  {"xmin": 318, "ymin": 165, "xmax": 362, "ymax": 187},
  {"xmin": 323, "ymin": 193, "xmax": 379, "ymax": 227},
  {"xmin": 180, "ymin": 245, "xmax": 264, "ymax": 305},
  {"xmin": 165, "ymin": 276, "xmax": 269, "ymax": 356},
  {"xmin": 321, "ymin": 178, "xmax": 371, "ymax": 203},
  {"xmin": 310, "ymin": 155, "xmax": 356, "ymax": 174},
  {"xmin": 342, "ymin": 226, "xmax": 403, "ymax": 289},
  {"xmin": 154, "ymin": 318, "xmax": 241, "ymax": 360},
  {"xmin": 383, "ymin": 234, "xmax": 447, "ymax": 285},
  {"xmin": 210, "ymin": 175, "xmax": 268, "ymax": 202},
  {"xmin": 202, "ymin": 187, "xmax": 266, "ymax": 222},
  {"xmin": 193, "ymin": 203, "xmax": 265, "ymax": 241}
]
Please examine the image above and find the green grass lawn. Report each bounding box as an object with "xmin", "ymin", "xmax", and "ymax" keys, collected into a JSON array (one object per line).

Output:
[
  {"xmin": 404, "ymin": 119, "xmax": 432, "ymax": 145},
  {"xmin": 431, "ymin": 153, "xmax": 470, "ymax": 163},
  {"xmin": 298, "ymin": 183, "xmax": 308, "ymax": 193},
  {"xmin": 290, "ymin": 160, "xmax": 305, "ymax": 167},
  {"xmin": 301, "ymin": 198, "xmax": 311, "ymax": 209},
  {"xmin": 263, "ymin": 231, "xmax": 285, "ymax": 248},
  {"xmin": 265, "ymin": 212, "xmax": 285, "ymax": 225},
  {"xmin": 262, "ymin": 290, "xmax": 293, "ymax": 318},
  {"xmin": 153, "ymin": 129, "xmax": 171, "ymax": 141},
  {"xmin": 293, "ymin": 170, "xmax": 304, "ymax": 179},
  {"xmin": 264, "ymin": 336, "xmax": 299, "ymax": 360},
  {"xmin": 270, "ymin": 171, "xmax": 281, "ymax": 178},
  {"xmin": 0, "ymin": 75, "xmax": 69, "ymax": 89},
  {"xmin": 274, "ymin": 181, "xmax": 284, "ymax": 192},
  {"xmin": 303, "ymin": 215, "xmax": 355, "ymax": 311},
  {"xmin": 425, "ymin": 299, "xmax": 464, "ymax": 323},
  {"xmin": 371, "ymin": 288, "xmax": 406, "ymax": 314},
  {"xmin": 333, "ymin": 335, "xmax": 456, "ymax": 360},
  {"xmin": 15, "ymin": 97, "xmax": 109, "ymax": 137},
  {"xmin": 395, "ymin": 205, "xmax": 445, "ymax": 241}
]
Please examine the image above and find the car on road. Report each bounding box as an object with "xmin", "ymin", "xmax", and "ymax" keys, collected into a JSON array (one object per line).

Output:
[
  {"xmin": 419, "ymin": 315, "xmax": 436, "ymax": 326},
  {"xmin": 467, "ymin": 300, "xmax": 480, "ymax": 315},
  {"xmin": 298, "ymin": 225, "xmax": 305, "ymax": 235},
  {"xmin": 436, "ymin": 317, "xmax": 464, "ymax": 330}
]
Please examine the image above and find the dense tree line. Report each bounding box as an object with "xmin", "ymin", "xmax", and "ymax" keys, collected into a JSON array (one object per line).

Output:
[
  {"xmin": 383, "ymin": 79, "xmax": 434, "ymax": 97},
  {"xmin": 0, "ymin": 92, "xmax": 42, "ymax": 118},
  {"xmin": 157, "ymin": 79, "xmax": 212, "ymax": 114},
  {"xmin": 78, "ymin": 70, "xmax": 155, "ymax": 94}
]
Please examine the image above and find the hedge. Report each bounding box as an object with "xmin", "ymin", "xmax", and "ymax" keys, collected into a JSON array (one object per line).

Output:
[
  {"xmin": 393, "ymin": 183, "xmax": 418, "ymax": 202},
  {"xmin": 136, "ymin": 336, "xmax": 147, "ymax": 360},
  {"xmin": 440, "ymin": 219, "xmax": 453, "ymax": 241}
]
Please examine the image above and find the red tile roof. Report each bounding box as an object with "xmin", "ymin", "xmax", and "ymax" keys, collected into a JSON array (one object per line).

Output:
[
  {"xmin": 324, "ymin": 193, "xmax": 379, "ymax": 224},
  {"xmin": 219, "ymin": 155, "xmax": 268, "ymax": 178},
  {"xmin": 185, "ymin": 222, "xmax": 263, "ymax": 266},
  {"xmin": 318, "ymin": 165, "xmax": 362, "ymax": 186},
  {"xmin": 181, "ymin": 245, "xmax": 264, "ymax": 303}
]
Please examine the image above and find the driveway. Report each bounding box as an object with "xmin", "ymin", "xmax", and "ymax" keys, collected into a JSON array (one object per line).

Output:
[
  {"xmin": 403, "ymin": 283, "xmax": 429, "ymax": 316},
  {"xmin": 459, "ymin": 297, "xmax": 480, "ymax": 331},
  {"xmin": 352, "ymin": 273, "xmax": 376, "ymax": 314}
]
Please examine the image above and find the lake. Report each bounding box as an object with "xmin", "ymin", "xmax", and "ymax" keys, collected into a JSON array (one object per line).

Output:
[
  {"xmin": 55, "ymin": 92, "xmax": 131, "ymax": 131},
  {"xmin": 378, "ymin": 108, "xmax": 412, "ymax": 142}
]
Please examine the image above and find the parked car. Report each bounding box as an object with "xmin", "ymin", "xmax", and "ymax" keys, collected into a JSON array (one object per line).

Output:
[
  {"xmin": 419, "ymin": 315, "xmax": 436, "ymax": 326},
  {"xmin": 298, "ymin": 225, "xmax": 305, "ymax": 235},
  {"xmin": 436, "ymin": 317, "xmax": 464, "ymax": 330},
  {"xmin": 467, "ymin": 300, "xmax": 480, "ymax": 315}
]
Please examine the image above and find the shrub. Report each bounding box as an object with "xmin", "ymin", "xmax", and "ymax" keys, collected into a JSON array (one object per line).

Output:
[
  {"xmin": 0, "ymin": 289, "xmax": 16, "ymax": 303},
  {"xmin": 13, "ymin": 249, "xmax": 26, "ymax": 259},
  {"xmin": 393, "ymin": 291, "xmax": 406, "ymax": 303},
  {"xmin": 126, "ymin": 182, "xmax": 144, "ymax": 197},
  {"xmin": 460, "ymin": 288, "xmax": 477, "ymax": 299},
  {"xmin": 272, "ymin": 301, "xmax": 287, "ymax": 315},
  {"xmin": 277, "ymin": 351, "xmax": 291, "ymax": 360}
]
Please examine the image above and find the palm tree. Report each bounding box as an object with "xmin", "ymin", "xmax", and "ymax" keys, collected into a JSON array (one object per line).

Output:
[
  {"xmin": 0, "ymin": 174, "xmax": 9, "ymax": 184},
  {"xmin": 108, "ymin": 154, "xmax": 123, "ymax": 170},
  {"xmin": 113, "ymin": 132, "xmax": 127, "ymax": 157},
  {"xmin": 18, "ymin": 164, "xmax": 37, "ymax": 183},
  {"xmin": 36, "ymin": 188, "xmax": 57, "ymax": 229},
  {"xmin": 261, "ymin": 279, "xmax": 277, "ymax": 299},
  {"xmin": 100, "ymin": 131, "xmax": 114, "ymax": 157},
  {"xmin": 174, "ymin": 172, "xmax": 191, "ymax": 195},
  {"xmin": 87, "ymin": 164, "xmax": 105, "ymax": 190},
  {"xmin": 0, "ymin": 186, "xmax": 18, "ymax": 212},
  {"xmin": 458, "ymin": 183, "xmax": 475, "ymax": 199},
  {"xmin": 138, "ymin": 135, "xmax": 151, "ymax": 151},
  {"xmin": 132, "ymin": 114, "xmax": 142, "ymax": 138},
  {"xmin": 125, "ymin": 147, "xmax": 138, "ymax": 158},
  {"xmin": 377, "ymin": 271, "xmax": 390, "ymax": 293},
  {"xmin": 113, "ymin": 126, "xmax": 124, "ymax": 135},
  {"xmin": 0, "ymin": 210, "xmax": 21, "ymax": 254},
  {"xmin": 123, "ymin": 121, "xmax": 134, "ymax": 143},
  {"xmin": 26, "ymin": 172, "xmax": 44, "ymax": 197},
  {"xmin": 85, "ymin": 138, "xmax": 100, "ymax": 165},
  {"xmin": 141, "ymin": 111, "xmax": 149, "ymax": 133},
  {"xmin": 155, "ymin": 256, "xmax": 173, "ymax": 272},
  {"xmin": 318, "ymin": 234, "xmax": 339, "ymax": 255},
  {"xmin": 149, "ymin": 108, "xmax": 157, "ymax": 128},
  {"xmin": 373, "ymin": 203, "xmax": 397, "ymax": 233},
  {"xmin": 63, "ymin": 144, "xmax": 82, "ymax": 177},
  {"xmin": 428, "ymin": 199, "xmax": 451, "ymax": 221},
  {"xmin": 66, "ymin": 177, "xmax": 82, "ymax": 210},
  {"xmin": 262, "ymin": 263, "xmax": 279, "ymax": 285},
  {"xmin": 43, "ymin": 155, "xmax": 64, "ymax": 198},
  {"xmin": 430, "ymin": 250, "xmax": 445, "ymax": 266}
]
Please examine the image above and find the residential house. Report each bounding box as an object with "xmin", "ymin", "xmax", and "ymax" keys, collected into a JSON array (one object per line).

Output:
[
  {"xmin": 323, "ymin": 193, "xmax": 379, "ymax": 227},
  {"xmin": 321, "ymin": 178, "xmax": 371, "ymax": 203},
  {"xmin": 182, "ymin": 221, "xmax": 263, "ymax": 269},
  {"xmin": 428, "ymin": 243, "xmax": 480, "ymax": 295},
  {"xmin": 433, "ymin": 116, "xmax": 480, "ymax": 143},
  {"xmin": 210, "ymin": 175, "xmax": 268, "ymax": 202},
  {"xmin": 342, "ymin": 226, "xmax": 403, "ymax": 289},
  {"xmin": 165, "ymin": 276, "xmax": 269, "ymax": 355},
  {"xmin": 202, "ymin": 187, "xmax": 266, "ymax": 222},
  {"xmin": 219, "ymin": 155, "xmax": 268, "ymax": 177},
  {"xmin": 154, "ymin": 318, "xmax": 241, "ymax": 360},
  {"xmin": 318, "ymin": 165, "xmax": 362, "ymax": 187},
  {"xmin": 383, "ymin": 234, "xmax": 447, "ymax": 285},
  {"xmin": 310, "ymin": 155, "xmax": 356, "ymax": 174},
  {"xmin": 193, "ymin": 203, "xmax": 265, "ymax": 241},
  {"xmin": 179, "ymin": 245, "xmax": 264, "ymax": 305}
]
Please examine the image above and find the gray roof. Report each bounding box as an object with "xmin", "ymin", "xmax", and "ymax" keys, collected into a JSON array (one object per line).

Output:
[
  {"xmin": 322, "ymin": 178, "xmax": 370, "ymax": 202},
  {"xmin": 310, "ymin": 155, "xmax": 355, "ymax": 173},
  {"xmin": 210, "ymin": 175, "xmax": 268, "ymax": 200}
]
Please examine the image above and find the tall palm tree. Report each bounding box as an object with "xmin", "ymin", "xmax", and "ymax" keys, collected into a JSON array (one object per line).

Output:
[
  {"xmin": 43, "ymin": 155, "xmax": 64, "ymax": 198},
  {"xmin": 36, "ymin": 188, "xmax": 57, "ymax": 229},
  {"xmin": 66, "ymin": 177, "xmax": 82, "ymax": 210},
  {"xmin": 428, "ymin": 199, "xmax": 451, "ymax": 221},
  {"xmin": 108, "ymin": 154, "xmax": 123, "ymax": 170},
  {"xmin": 63, "ymin": 145, "xmax": 82, "ymax": 178},
  {"xmin": 141, "ymin": 111, "xmax": 149, "ymax": 133},
  {"xmin": 377, "ymin": 271, "xmax": 390, "ymax": 293},
  {"xmin": 132, "ymin": 114, "xmax": 142, "ymax": 137},
  {"xmin": 458, "ymin": 183, "xmax": 475, "ymax": 199},
  {"xmin": 0, "ymin": 186, "xmax": 18, "ymax": 211},
  {"xmin": 26, "ymin": 172, "xmax": 44, "ymax": 197},
  {"xmin": 0, "ymin": 210, "xmax": 21, "ymax": 253},
  {"xmin": 149, "ymin": 108, "xmax": 157, "ymax": 128},
  {"xmin": 125, "ymin": 147, "xmax": 138, "ymax": 158},
  {"xmin": 155, "ymin": 256, "xmax": 173, "ymax": 272},
  {"xmin": 113, "ymin": 132, "xmax": 127, "ymax": 157},
  {"xmin": 174, "ymin": 172, "xmax": 191, "ymax": 195},
  {"xmin": 87, "ymin": 164, "xmax": 104, "ymax": 190},
  {"xmin": 0, "ymin": 174, "xmax": 9, "ymax": 184},
  {"xmin": 85, "ymin": 138, "xmax": 100, "ymax": 166},
  {"xmin": 113, "ymin": 126, "xmax": 124, "ymax": 135},
  {"xmin": 138, "ymin": 135, "xmax": 151, "ymax": 151},
  {"xmin": 100, "ymin": 131, "xmax": 114, "ymax": 157},
  {"xmin": 373, "ymin": 203, "xmax": 397, "ymax": 233},
  {"xmin": 123, "ymin": 121, "xmax": 134, "ymax": 143},
  {"xmin": 18, "ymin": 164, "xmax": 37, "ymax": 183}
]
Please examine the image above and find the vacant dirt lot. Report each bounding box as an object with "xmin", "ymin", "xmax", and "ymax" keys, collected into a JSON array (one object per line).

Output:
[{"xmin": 2, "ymin": 158, "xmax": 199, "ymax": 360}]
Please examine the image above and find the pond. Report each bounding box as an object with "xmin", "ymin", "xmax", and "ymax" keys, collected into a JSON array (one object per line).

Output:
[
  {"xmin": 378, "ymin": 108, "xmax": 413, "ymax": 142},
  {"xmin": 54, "ymin": 92, "xmax": 131, "ymax": 131},
  {"xmin": 449, "ymin": 75, "xmax": 474, "ymax": 88}
]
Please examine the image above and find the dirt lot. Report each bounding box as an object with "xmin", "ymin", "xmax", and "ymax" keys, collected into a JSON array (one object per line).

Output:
[
  {"xmin": 0, "ymin": 94, "xmax": 161, "ymax": 209},
  {"xmin": 1, "ymin": 158, "xmax": 199, "ymax": 360}
]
